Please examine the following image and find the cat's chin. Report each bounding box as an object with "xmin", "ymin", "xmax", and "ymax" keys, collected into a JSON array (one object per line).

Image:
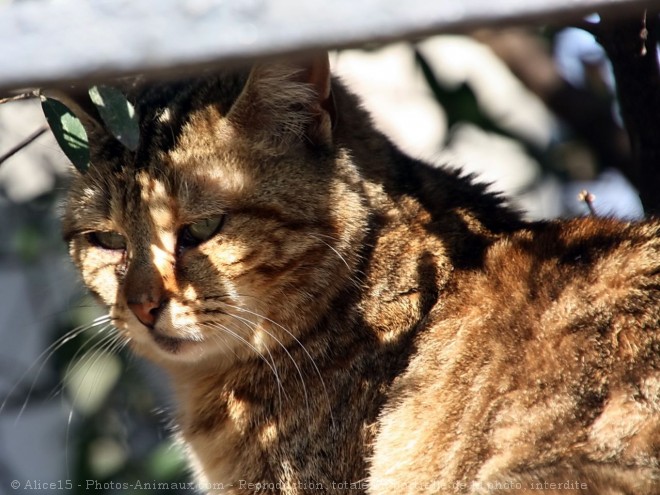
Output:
[
  {"xmin": 138, "ymin": 337, "xmax": 222, "ymax": 367},
  {"xmin": 127, "ymin": 324, "xmax": 221, "ymax": 365},
  {"xmin": 151, "ymin": 330, "xmax": 189, "ymax": 355}
]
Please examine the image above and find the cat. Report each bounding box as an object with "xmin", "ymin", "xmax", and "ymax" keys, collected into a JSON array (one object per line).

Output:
[{"xmin": 59, "ymin": 53, "xmax": 660, "ymax": 494}]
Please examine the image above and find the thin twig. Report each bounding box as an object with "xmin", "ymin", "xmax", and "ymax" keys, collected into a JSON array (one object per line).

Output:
[
  {"xmin": 0, "ymin": 125, "xmax": 49, "ymax": 168},
  {"xmin": 0, "ymin": 90, "xmax": 39, "ymax": 106},
  {"xmin": 578, "ymin": 189, "xmax": 597, "ymax": 216},
  {"xmin": 640, "ymin": 9, "xmax": 648, "ymax": 56}
]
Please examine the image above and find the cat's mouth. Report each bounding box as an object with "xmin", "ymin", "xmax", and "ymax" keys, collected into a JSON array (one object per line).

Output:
[
  {"xmin": 120, "ymin": 306, "xmax": 206, "ymax": 358},
  {"xmin": 150, "ymin": 329, "xmax": 193, "ymax": 354}
]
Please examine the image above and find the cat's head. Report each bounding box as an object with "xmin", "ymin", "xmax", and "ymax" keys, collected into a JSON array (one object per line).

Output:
[{"xmin": 61, "ymin": 55, "xmax": 367, "ymax": 368}]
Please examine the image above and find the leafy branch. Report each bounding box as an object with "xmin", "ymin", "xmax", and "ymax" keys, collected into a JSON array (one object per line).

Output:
[{"xmin": 0, "ymin": 86, "xmax": 139, "ymax": 173}]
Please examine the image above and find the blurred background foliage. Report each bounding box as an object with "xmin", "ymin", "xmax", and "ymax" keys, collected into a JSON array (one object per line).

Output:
[{"xmin": 0, "ymin": 20, "xmax": 650, "ymax": 494}]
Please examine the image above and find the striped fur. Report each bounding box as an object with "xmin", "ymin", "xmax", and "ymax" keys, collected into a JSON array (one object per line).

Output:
[{"xmin": 63, "ymin": 54, "xmax": 660, "ymax": 494}]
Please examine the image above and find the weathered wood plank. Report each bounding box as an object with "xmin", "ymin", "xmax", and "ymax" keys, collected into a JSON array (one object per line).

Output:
[{"xmin": 0, "ymin": 0, "xmax": 654, "ymax": 91}]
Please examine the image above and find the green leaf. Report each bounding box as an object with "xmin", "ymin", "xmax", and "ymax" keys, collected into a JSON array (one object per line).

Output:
[
  {"xmin": 89, "ymin": 85, "xmax": 140, "ymax": 151},
  {"xmin": 41, "ymin": 96, "xmax": 90, "ymax": 173}
]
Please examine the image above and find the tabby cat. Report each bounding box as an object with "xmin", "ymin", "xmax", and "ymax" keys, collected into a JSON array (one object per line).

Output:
[{"xmin": 60, "ymin": 54, "xmax": 660, "ymax": 494}]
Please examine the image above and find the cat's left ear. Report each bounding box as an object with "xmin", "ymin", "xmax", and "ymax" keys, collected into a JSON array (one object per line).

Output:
[
  {"xmin": 296, "ymin": 54, "xmax": 335, "ymax": 145},
  {"xmin": 228, "ymin": 53, "xmax": 336, "ymax": 149}
]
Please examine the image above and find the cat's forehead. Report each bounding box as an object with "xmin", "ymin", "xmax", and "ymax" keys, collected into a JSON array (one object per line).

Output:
[
  {"xmin": 82, "ymin": 70, "xmax": 255, "ymax": 191},
  {"xmin": 84, "ymin": 156, "xmax": 242, "ymax": 221},
  {"xmin": 130, "ymin": 71, "xmax": 249, "ymax": 158},
  {"xmin": 77, "ymin": 144, "xmax": 260, "ymax": 237}
]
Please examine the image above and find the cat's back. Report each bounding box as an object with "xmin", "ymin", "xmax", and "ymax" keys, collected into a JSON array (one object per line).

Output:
[{"xmin": 370, "ymin": 215, "xmax": 660, "ymax": 494}]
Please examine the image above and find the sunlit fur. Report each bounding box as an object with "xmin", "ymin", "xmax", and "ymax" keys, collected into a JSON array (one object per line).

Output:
[{"xmin": 63, "ymin": 55, "xmax": 660, "ymax": 494}]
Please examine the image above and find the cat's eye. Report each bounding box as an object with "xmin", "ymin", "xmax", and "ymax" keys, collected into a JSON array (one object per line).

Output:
[
  {"xmin": 87, "ymin": 231, "xmax": 127, "ymax": 251},
  {"xmin": 179, "ymin": 216, "xmax": 225, "ymax": 249}
]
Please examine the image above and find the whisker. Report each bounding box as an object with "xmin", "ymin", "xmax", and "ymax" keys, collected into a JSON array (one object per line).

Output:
[
  {"xmin": 308, "ymin": 232, "xmax": 341, "ymax": 242},
  {"xmin": 203, "ymin": 322, "xmax": 281, "ymax": 381},
  {"xmin": 221, "ymin": 303, "xmax": 335, "ymax": 428},
  {"xmin": 64, "ymin": 331, "xmax": 128, "ymax": 478},
  {"xmin": 308, "ymin": 233, "xmax": 352, "ymax": 272},
  {"xmin": 222, "ymin": 312, "xmax": 306, "ymax": 416},
  {"xmin": 202, "ymin": 322, "xmax": 288, "ymax": 413},
  {"xmin": 307, "ymin": 233, "xmax": 365, "ymax": 291},
  {"xmin": 1, "ymin": 315, "xmax": 112, "ymax": 419},
  {"xmin": 55, "ymin": 324, "xmax": 115, "ymax": 398},
  {"xmin": 47, "ymin": 325, "xmax": 115, "ymax": 412},
  {"xmin": 65, "ymin": 330, "xmax": 122, "ymax": 410},
  {"xmin": 211, "ymin": 316, "xmax": 286, "ymax": 414}
]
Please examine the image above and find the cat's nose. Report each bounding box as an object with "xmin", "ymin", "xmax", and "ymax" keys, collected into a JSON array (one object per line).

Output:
[{"xmin": 128, "ymin": 299, "xmax": 165, "ymax": 328}]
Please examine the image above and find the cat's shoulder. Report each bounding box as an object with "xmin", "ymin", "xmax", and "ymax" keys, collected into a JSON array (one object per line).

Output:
[{"xmin": 369, "ymin": 215, "xmax": 660, "ymax": 494}]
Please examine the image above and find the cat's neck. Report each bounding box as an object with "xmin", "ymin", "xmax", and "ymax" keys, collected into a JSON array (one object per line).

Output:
[{"xmin": 166, "ymin": 272, "xmax": 429, "ymax": 486}]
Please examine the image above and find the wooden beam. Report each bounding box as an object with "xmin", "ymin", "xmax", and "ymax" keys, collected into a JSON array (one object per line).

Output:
[{"xmin": 0, "ymin": 0, "xmax": 655, "ymax": 91}]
